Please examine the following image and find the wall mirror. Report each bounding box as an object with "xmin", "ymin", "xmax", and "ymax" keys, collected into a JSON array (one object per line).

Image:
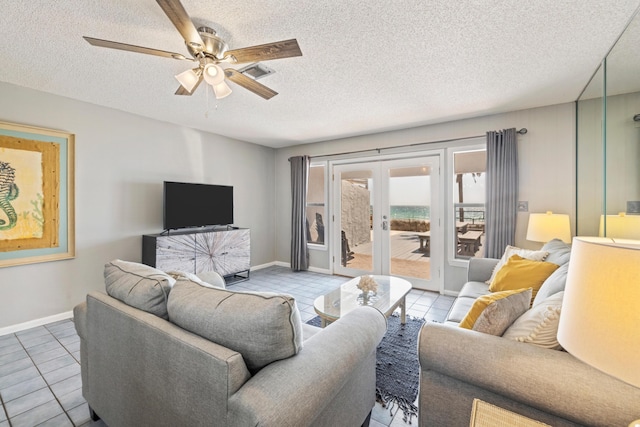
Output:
[{"xmin": 577, "ymin": 8, "xmax": 640, "ymax": 239}]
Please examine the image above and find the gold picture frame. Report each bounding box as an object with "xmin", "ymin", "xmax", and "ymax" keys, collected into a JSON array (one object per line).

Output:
[{"xmin": 0, "ymin": 121, "xmax": 75, "ymax": 267}]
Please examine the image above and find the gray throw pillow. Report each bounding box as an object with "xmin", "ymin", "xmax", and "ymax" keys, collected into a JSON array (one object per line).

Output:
[
  {"xmin": 541, "ymin": 238, "xmax": 571, "ymax": 266},
  {"xmin": 104, "ymin": 260, "xmax": 175, "ymax": 319},
  {"xmin": 533, "ymin": 263, "xmax": 569, "ymax": 307},
  {"xmin": 472, "ymin": 288, "xmax": 532, "ymax": 336},
  {"xmin": 167, "ymin": 280, "xmax": 303, "ymax": 373}
]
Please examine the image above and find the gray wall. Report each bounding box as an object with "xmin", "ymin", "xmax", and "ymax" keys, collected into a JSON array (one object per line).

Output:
[
  {"xmin": 0, "ymin": 82, "xmax": 577, "ymax": 329},
  {"xmin": 0, "ymin": 82, "xmax": 275, "ymax": 329},
  {"xmin": 274, "ymin": 102, "xmax": 576, "ymax": 293}
]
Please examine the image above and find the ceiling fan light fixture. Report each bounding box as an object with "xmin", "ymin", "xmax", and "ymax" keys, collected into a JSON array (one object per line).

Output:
[
  {"xmin": 212, "ymin": 81, "xmax": 232, "ymax": 99},
  {"xmin": 175, "ymin": 68, "xmax": 201, "ymax": 93}
]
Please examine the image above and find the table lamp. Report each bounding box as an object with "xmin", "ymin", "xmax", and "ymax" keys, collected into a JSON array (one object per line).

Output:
[
  {"xmin": 526, "ymin": 211, "xmax": 571, "ymax": 243},
  {"xmin": 557, "ymin": 237, "xmax": 640, "ymax": 426},
  {"xmin": 598, "ymin": 212, "xmax": 640, "ymax": 239}
]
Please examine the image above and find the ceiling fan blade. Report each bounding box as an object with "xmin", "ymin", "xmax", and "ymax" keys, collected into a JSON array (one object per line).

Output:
[
  {"xmin": 83, "ymin": 36, "xmax": 193, "ymax": 61},
  {"xmin": 175, "ymin": 74, "xmax": 203, "ymax": 95},
  {"xmin": 224, "ymin": 69, "xmax": 278, "ymax": 100},
  {"xmin": 225, "ymin": 39, "xmax": 302, "ymax": 64},
  {"xmin": 156, "ymin": 0, "xmax": 205, "ymax": 51},
  {"xmin": 175, "ymin": 85, "xmax": 191, "ymax": 96}
]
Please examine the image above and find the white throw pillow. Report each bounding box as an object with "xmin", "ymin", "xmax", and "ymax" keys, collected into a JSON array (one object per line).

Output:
[
  {"xmin": 165, "ymin": 270, "xmax": 225, "ymax": 289},
  {"xmin": 502, "ymin": 291, "xmax": 564, "ymax": 349},
  {"xmin": 486, "ymin": 246, "xmax": 549, "ymax": 285}
]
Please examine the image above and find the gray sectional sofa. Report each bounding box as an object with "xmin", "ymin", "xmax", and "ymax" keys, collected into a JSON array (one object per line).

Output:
[
  {"xmin": 74, "ymin": 260, "xmax": 387, "ymax": 427},
  {"xmin": 418, "ymin": 240, "xmax": 640, "ymax": 426}
]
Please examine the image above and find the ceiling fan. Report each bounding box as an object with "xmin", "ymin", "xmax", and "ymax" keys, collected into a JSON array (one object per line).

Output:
[{"xmin": 83, "ymin": 0, "xmax": 302, "ymax": 100}]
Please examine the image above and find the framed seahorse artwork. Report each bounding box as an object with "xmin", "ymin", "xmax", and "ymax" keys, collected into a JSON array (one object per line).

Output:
[{"xmin": 0, "ymin": 121, "xmax": 74, "ymax": 267}]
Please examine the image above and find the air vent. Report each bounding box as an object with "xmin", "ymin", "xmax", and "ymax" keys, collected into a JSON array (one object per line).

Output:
[{"xmin": 238, "ymin": 63, "xmax": 275, "ymax": 80}]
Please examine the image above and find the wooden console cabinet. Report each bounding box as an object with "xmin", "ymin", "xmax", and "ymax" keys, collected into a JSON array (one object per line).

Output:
[{"xmin": 142, "ymin": 228, "xmax": 250, "ymax": 283}]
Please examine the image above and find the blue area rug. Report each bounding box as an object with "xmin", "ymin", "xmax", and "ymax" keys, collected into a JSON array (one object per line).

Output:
[{"xmin": 307, "ymin": 314, "xmax": 426, "ymax": 423}]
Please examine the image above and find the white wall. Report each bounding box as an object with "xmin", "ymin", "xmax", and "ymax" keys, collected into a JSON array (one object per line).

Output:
[
  {"xmin": 0, "ymin": 82, "xmax": 276, "ymax": 329},
  {"xmin": 275, "ymin": 102, "xmax": 576, "ymax": 293}
]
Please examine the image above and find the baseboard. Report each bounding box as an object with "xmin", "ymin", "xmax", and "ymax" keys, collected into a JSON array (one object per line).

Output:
[
  {"xmin": 442, "ymin": 289, "xmax": 460, "ymax": 297},
  {"xmin": 269, "ymin": 261, "xmax": 331, "ymax": 276},
  {"xmin": 250, "ymin": 261, "xmax": 279, "ymax": 271},
  {"xmin": 0, "ymin": 311, "xmax": 74, "ymax": 336}
]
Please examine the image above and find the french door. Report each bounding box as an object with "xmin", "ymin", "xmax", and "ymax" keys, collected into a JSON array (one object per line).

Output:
[{"xmin": 332, "ymin": 156, "xmax": 442, "ymax": 291}]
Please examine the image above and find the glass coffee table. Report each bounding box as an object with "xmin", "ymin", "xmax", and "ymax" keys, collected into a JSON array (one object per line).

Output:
[{"xmin": 313, "ymin": 275, "xmax": 412, "ymax": 327}]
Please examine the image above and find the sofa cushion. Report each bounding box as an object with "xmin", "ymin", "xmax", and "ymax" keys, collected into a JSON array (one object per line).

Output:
[
  {"xmin": 489, "ymin": 255, "xmax": 559, "ymax": 303},
  {"xmin": 541, "ymin": 238, "xmax": 572, "ymax": 266},
  {"xmin": 532, "ymin": 263, "xmax": 569, "ymax": 307},
  {"xmin": 503, "ymin": 291, "xmax": 564, "ymax": 349},
  {"xmin": 167, "ymin": 280, "xmax": 303, "ymax": 372},
  {"xmin": 458, "ymin": 281, "xmax": 490, "ymax": 299},
  {"xmin": 445, "ymin": 282, "xmax": 490, "ymax": 324},
  {"xmin": 446, "ymin": 297, "xmax": 476, "ymax": 324},
  {"xmin": 487, "ymin": 246, "xmax": 549, "ymax": 285},
  {"xmin": 459, "ymin": 288, "xmax": 532, "ymax": 330},
  {"xmin": 104, "ymin": 260, "xmax": 175, "ymax": 319},
  {"xmin": 472, "ymin": 288, "xmax": 532, "ymax": 336}
]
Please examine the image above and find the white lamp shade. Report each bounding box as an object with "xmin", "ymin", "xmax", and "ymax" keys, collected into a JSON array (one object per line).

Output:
[
  {"xmin": 598, "ymin": 213, "xmax": 640, "ymax": 239},
  {"xmin": 557, "ymin": 237, "xmax": 640, "ymax": 388},
  {"xmin": 526, "ymin": 211, "xmax": 571, "ymax": 243},
  {"xmin": 174, "ymin": 68, "xmax": 201, "ymax": 93},
  {"xmin": 212, "ymin": 81, "xmax": 232, "ymax": 99},
  {"xmin": 203, "ymin": 64, "xmax": 225, "ymax": 86}
]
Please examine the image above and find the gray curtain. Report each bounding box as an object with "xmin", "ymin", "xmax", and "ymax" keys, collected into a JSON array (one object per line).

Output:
[
  {"xmin": 290, "ymin": 155, "xmax": 310, "ymax": 271},
  {"xmin": 484, "ymin": 128, "xmax": 518, "ymax": 258}
]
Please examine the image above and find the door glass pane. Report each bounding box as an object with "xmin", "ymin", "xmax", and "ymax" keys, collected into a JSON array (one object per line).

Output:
[
  {"xmin": 340, "ymin": 170, "xmax": 373, "ymax": 271},
  {"xmin": 306, "ymin": 165, "xmax": 326, "ymax": 245},
  {"xmin": 388, "ymin": 166, "xmax": 431, "ymax": 280},
  {"xmin": 453, "ymin": 150, "xmax": 486, "ymax": 259}
]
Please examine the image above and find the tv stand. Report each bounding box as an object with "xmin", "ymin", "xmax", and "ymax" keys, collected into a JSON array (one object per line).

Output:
[{"xmin": 142, "ymin": 228, "xmax": 250, "ymax": 285}]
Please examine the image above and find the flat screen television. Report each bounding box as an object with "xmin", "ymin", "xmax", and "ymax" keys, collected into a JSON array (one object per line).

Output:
[{"xmin": 163, "ymin": 181, "xmax": 233, "ymax": 230}]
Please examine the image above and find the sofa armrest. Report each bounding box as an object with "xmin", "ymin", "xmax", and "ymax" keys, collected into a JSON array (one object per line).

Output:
[
  {"xmin": 73, "ymin": 301, "xmax": 88, "ymax": 340},
  {"xmin": 419, "ymin": 322, "xmax": 640, "ymax": 426},
  {"xmin": 467, "ymin": 258, "xmax": 499, "ymax": 282},
  {"xmin": 228, "ymin": 307, "xmax": 387, "ymax": 427}
]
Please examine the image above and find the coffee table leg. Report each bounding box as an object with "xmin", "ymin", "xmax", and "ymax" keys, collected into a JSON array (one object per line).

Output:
[{"xmin": 400, "ymin": 297, "xmax": 406, "ymax": 324}]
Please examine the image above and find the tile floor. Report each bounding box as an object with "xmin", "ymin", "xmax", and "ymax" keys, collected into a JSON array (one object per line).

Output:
[{"xmin": 0, "ymin": 265, "xmax": 455, "ymax": 427}]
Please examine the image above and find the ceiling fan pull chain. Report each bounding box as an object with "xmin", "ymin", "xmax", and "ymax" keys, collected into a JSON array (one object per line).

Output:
[{"xmin": 204, "ymin": 83, "xmax": 218, "ymax": 118}]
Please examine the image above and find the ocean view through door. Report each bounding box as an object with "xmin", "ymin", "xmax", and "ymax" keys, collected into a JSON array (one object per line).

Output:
[{"xmin": 333, "ymin": 156, "xmax": 442, "ymax": 291}]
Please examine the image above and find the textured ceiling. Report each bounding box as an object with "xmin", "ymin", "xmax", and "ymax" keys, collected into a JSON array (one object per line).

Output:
[{"xmin": 1, "ymin": 1, "xmax": 639, "ymax": 148}]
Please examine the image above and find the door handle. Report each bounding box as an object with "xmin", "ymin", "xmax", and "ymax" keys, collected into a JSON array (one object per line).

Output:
[{"xmin": 382, "ymin": 221, "xmax": 388, "ymax": 230}]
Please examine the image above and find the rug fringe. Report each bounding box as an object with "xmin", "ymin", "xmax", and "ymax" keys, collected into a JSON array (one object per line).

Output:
[{"xmin": 376, "ymin": 387, "xmax": 418, "ymax": 424}]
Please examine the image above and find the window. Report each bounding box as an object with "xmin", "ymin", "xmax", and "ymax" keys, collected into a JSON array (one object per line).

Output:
[
  {"xmin": 452, "ymin": 148, "xmax": 486, "ymax": 260},
  {"xmin": 306, "ymin": 163, "xmax": 327, "ymax": 248}
]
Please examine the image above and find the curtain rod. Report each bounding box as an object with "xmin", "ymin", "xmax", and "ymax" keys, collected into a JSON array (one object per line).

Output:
[{"xmin": 299, "ymin": 128, "xmax": 528, "ymax": 160}]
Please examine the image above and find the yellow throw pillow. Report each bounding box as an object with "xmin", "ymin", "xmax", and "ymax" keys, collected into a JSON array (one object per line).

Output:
[
  {"xmin": 489, "ymin": 255, "xmax": 560, "ymax": 302},
  {"xmin": 485, "ymin": 246, "xmax": 549, "ymax": 284},
  {"xmin": 459, "ymin": 288, "xmax": 532, "ymax": 330}
]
